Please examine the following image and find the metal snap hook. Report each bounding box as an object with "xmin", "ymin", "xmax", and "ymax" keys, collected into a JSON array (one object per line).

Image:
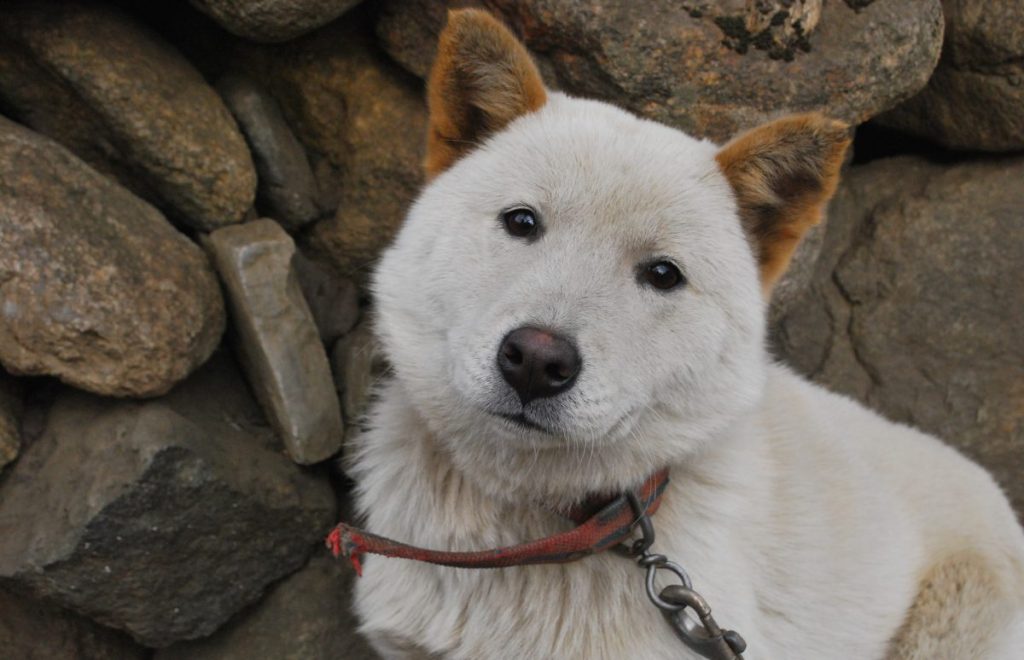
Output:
[{"xmin": 644, "ymin": 557, "xmax": 694, "ymax": 612}]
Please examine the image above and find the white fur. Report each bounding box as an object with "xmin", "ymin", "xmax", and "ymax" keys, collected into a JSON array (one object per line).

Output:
[{"xmin": 349, "ymin": 93, "xmax": 1024, "ymax": 659}]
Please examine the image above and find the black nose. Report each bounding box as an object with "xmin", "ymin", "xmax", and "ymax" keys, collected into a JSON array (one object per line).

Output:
[{"xmin": 497, "ymin": 327, "xmax": 581, "ymax": 405}]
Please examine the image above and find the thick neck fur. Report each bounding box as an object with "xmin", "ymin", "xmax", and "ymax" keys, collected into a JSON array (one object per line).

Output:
[{"xmin": 353, "ymin": 375, "xmax": 762, "ymax": 514}]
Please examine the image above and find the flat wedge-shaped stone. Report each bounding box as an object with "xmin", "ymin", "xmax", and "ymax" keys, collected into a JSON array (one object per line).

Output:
[
  {"xmin": 208, "ymin": 219, "xmax": 343, "ymax": 464},
  {"xmin": 0, "ymin": 356, "xmax": 336, "ymax": 647}
]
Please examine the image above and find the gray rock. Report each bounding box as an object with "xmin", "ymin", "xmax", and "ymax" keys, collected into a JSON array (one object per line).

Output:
[
  {"xmin": 0, "ymin": 353, "xmax": 337, "ymax": 647},
  {"xmin": 0, "ymin": 117, "xmax": 225, "ymax": 398},
  {"xmin": 217, "ymin": 74, "xmax": 322, "ymax": 231},
  {"xmin": 235, "ymin": 22, "xmax": 425, "ymax": 282},
  {"xmin": 293, "ymin": 249, "xmax": 361, "ymax": 346},
  {"xmin": 207, "ymin": 220, "xmax": 344, "ymax": 464},
  {"xmin": 189, "ymin": 0, "xmax": 364, "ymax": 43},
  {"xmin": 330, "ymin": 319, "xmax": 388, "ymax": 428},
  {"xmin": 0, "ymin": 588, "xmax": 145, "ymax": 660},
  {"xmin": 877, "ymin": 0, "xmax": 1024, "ymax": 151},
  {"xmin": 375, "ymin": 0, "xmax": 943, "ymax": 142},
  {"xmin": 157, "ymin": 555, "xmax": 379, "ymax": 660},
  {"xmin": 767, "ymin": 221, "xmax": 826, "ymax": 330},
  {"xmin": 0, "ymin": 2, "xmax": 256, "ymax": 230},
  {"xmin": 0, "ymin": 375, "xmax": 20, "ymax": 472},
  {"xmin": 772, "ymin": 156, "xmax": 1024, "ymax": 515}
]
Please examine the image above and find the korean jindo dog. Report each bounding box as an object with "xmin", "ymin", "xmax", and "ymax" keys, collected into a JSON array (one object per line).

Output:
[{"xmin": 344, "ymin": 9, "xmax": 1024, "ymax": 659}]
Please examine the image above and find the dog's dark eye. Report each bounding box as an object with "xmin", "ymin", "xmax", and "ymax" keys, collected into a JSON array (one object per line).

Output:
[
  {"xmin": 643, "ymin": 261, "xmax": 685, "ymax": 291},
  {"xmin": 502, "ymin": 208, "xmax": 538, "ymax": 238}
]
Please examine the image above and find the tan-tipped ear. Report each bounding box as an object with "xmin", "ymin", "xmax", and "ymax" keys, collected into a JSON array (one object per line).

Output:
[
  {"xmin": 716, "ymin": 113, "xmax": 851, "ymax": 293},
  {"xmin": 424, "ymin": 9, "xmax": 547, "ymax": 178}
]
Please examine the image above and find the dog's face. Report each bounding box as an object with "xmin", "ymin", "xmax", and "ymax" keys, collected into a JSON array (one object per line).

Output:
[{"xmin": 372, "ymin": 10, "xmax": 849, "ymax": 498}]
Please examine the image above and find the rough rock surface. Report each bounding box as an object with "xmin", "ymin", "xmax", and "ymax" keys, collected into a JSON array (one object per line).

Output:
[
  {"xmin": 0, "ymin": 588, "xmax": 145, "ymax": 660},
  {"xmin": 772, "ymin": 156, "xmax": 1024, "ymax": 515},
  {"xmin": 0, "ymin": 2, "xmax": 256, "ymax": 230},
  {"xmin": 218, "ymin": 74, "xmax": 322, "ymax": 231},
  {"xmin": 878, "ymin": 1, "xmax": 1024, "ymax": 151},
  {"xmin": 207, "ymin": 220, "xmax": 344, "ymax": 464},
  {"xmin": 238, "ymin": 22, "xmax": 425, "ymax": 281},
  {"xmin": 331, "ymin": 318, "xmax": 388, "ymax": 429},
  {"xmin": 157, "ymin": 555, "xmax": 378, "ymax": 660},
  {"xmin": 189, "ymin": 0, "xmax": 364, "ymax": 43},
  {"xmin": 0, "ymin": 354, "xmax": 336, "ymax": 647},
  {"xmin": 0, "ymin": 375, "xmax": 21, "ymax": 471},
  {"xmin": 375, "ymin": 0, "xmax": 943, "ymax": 142},
  {"xmin": 0, "ymin": 117, "xmax": 225, "ymax": 398},
  {"xmin": 294, "ymin": 249, "xmax": 361, "ymax": 346}
]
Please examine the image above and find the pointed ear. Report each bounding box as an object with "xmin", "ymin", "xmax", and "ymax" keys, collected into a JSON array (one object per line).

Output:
[
  {"xmin": 716, "ymin": 113, "xmax": 851, "ymax": 293},
  {"xmin": 424, "ymin": 9, "xmax": 547, "ymax": 178}
]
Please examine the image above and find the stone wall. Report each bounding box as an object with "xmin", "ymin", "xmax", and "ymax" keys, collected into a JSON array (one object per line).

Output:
[{"xmin": 0, "ymin": 0, "xmax": 1020, "ymax": 655}]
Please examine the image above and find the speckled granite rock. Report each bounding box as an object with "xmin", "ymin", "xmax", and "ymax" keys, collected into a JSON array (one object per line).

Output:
[
  {"xmin": 0, "ymin": 117, "xmax": 224, "ymax": 397},
  {"xmin": 375, "ymin": 0, "xmax": 942, "ymax": 142},
  {"xmin": 0, "ymin": 2, "xmax": 256, "ymax": 229},
  {"xmin": 190, "ymin": 0, "xmax": 365, "ymax": 42}
]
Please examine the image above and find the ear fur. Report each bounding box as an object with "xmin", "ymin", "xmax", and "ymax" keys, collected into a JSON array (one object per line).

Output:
[
  {"xmin": 424, "ymin": 9, "xmax": 547, "ymax": 178},
  {"xmin": 716, "ymin": 113, "xmax": 851, "ymax": 293}
]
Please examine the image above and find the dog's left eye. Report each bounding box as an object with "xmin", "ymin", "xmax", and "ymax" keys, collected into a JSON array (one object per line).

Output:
[
  {"xmin": 502, "ymin": 208, "xmax": 538, "ymax": 238},
  {"xmin": 642, "ymin": 261, "xmax": 686, "ymax": 291}
]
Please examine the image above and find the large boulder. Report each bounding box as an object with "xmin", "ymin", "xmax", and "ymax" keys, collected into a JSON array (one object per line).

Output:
[
  {"xmin": 189, "ymin": 0, "xmax": 365, "ymax": 43},
  {"xmin": 376, "ymin": 0, "xmax": 943, "ymax": 142},
  {"xmin": 0, "ymin": 353, "xmax": 337, "ymax": 647},
  {"xmin": 772, "ymin": 156, "xmax": 1024, "ymax": 515},
  {"xmin": 0, "ymin": 2, "xmax": 256, "ymax": 230},
  {"xmin": 0, "ymin": 588, "xmax": 145, "ymax": 660},
  {"xmin": 877, "ymin": 1, "xmax": 1024, "ymax": 151},
  {"xmin": 157, "ymin": 555, "xmax": 378, "ymax": 660},
  {"xmin": 0, "ymin": 117, "xmax": 224, "ymax": 398},
  {"xmin": 237, "ymin": 20, "xmax": 425, "ymax": 282},
  {"xmin": 207, "ymin": 220, "xmax": 344, "ymax": 464}
]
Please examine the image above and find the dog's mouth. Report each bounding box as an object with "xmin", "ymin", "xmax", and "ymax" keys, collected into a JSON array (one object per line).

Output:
[{"xmin": 494, "ymin": 411, "xmax": 552, "ymax": 434}]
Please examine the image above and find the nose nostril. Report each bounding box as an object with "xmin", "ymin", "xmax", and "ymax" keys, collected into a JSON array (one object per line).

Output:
[
  {"xmin": 503, "ymin": 344, "xmax": 523, "ymax": 366},
  {"xmin": 545, "ymin": 363, "xmax": 570, "ymax": 382}
]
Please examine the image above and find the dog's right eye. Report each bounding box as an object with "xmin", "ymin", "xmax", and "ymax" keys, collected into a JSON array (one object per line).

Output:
[{"xmin": 501, "ymin": 208, "xmax": 538, "ymax": 238}]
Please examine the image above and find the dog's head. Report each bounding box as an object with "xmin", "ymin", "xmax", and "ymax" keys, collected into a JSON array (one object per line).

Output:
[{"xmin": 372, "ymin": 10, "xmax": 849, "ymax": 499}]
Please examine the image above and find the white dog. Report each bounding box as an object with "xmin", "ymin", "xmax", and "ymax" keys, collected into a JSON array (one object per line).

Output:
[{"xmin": 341, "ymin": 9, "xmax": 1024, "ymax": 659}]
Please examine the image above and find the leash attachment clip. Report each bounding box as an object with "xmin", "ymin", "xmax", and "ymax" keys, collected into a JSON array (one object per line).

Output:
[{"xmin": 623, "ymin": 493, "xmax": 747, "ymax": 660}]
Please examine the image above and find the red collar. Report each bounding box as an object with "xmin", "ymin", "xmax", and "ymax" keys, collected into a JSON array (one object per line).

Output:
[{"xmin": 326, "ymin": 469, "xmax": 670, "ymax": 575}]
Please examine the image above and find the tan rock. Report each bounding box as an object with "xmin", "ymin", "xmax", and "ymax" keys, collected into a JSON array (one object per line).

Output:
[
  {"xmin": 0, "ymin": 2, "xmax": 256, "ymax": 230},
  {"xmin": 239, "ymin": 21, "xmax": 425, "ymax": 282},
  {"xmin": 0, "ymin": 117, "xmax": 225, "ymax": 397},
  {"xmin": 207, "ymin": 219, "xmax": 344, "ymax": 464},
  {"xmin": 376, "ymin": 0, "xmax": 943, "ymax": 142}
]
